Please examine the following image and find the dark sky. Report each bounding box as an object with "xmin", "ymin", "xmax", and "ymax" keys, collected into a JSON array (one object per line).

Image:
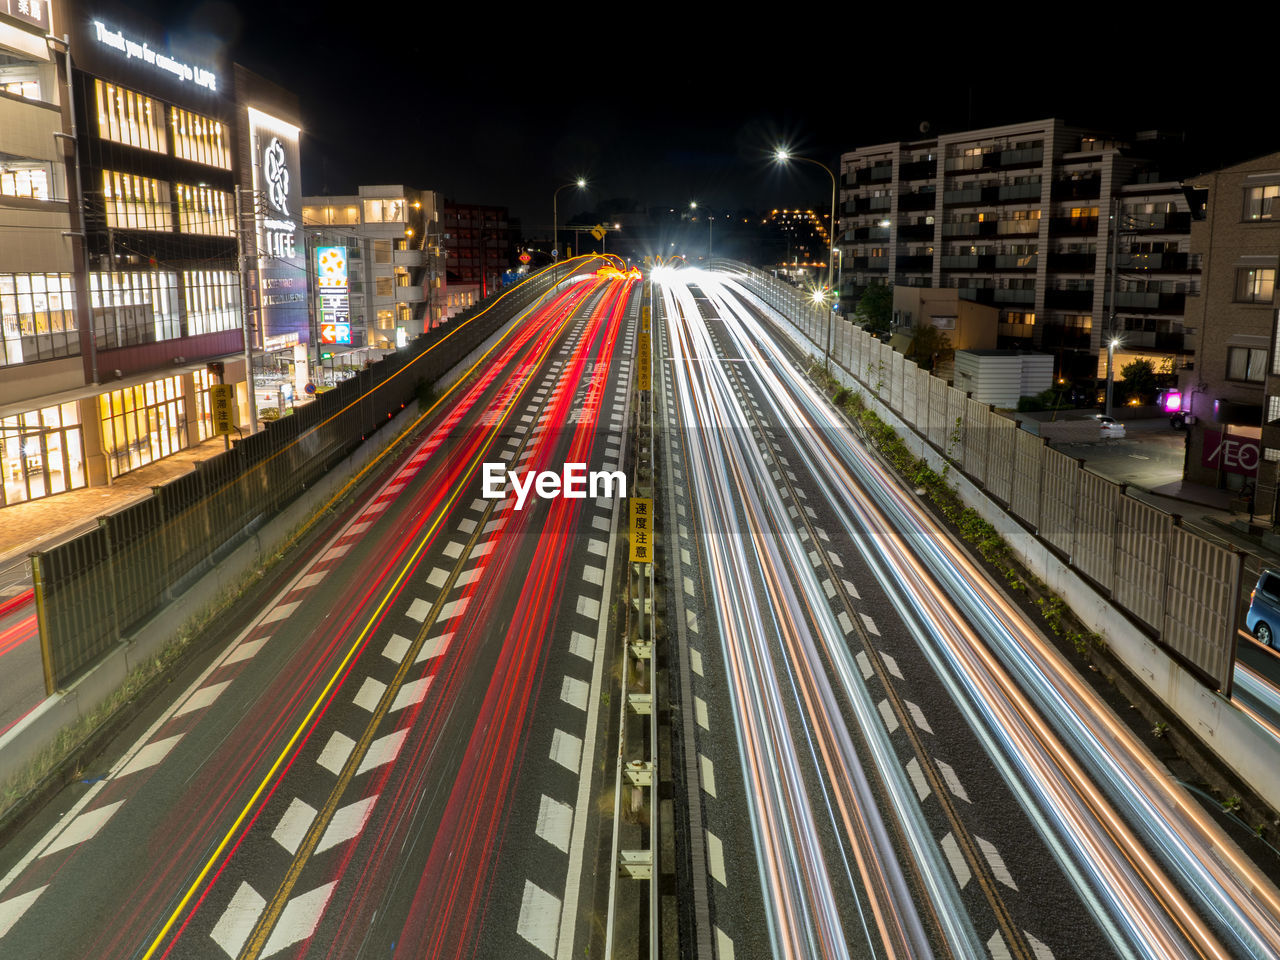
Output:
[{"xmin": 137, "ymin": 3, "xmax": 1277, "ymax": 234}]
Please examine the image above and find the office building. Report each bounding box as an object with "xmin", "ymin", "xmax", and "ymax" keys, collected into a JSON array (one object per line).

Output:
[{"xmin": 442, "ymin": 201, "xmax": 510, "ymax": 300}]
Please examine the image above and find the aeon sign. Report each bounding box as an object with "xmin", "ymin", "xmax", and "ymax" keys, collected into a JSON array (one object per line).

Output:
[{"xmin": 1202, "ymin": 429, "xmax": 1260, "ymax": 477}]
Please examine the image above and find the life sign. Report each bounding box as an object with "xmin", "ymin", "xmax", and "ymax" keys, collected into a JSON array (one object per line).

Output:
[{"xmin": 629, "ymin": 497, "xmax": 653, "ymax": 563}]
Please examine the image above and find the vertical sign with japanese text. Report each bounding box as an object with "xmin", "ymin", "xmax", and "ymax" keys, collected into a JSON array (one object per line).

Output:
[
  {"xmin": 629, "ymin": 497, "xmax": 653, "ymax": 563},
  {"xmin": 210, "ymin": 383, "xmax": 235, "ymax": 435}
]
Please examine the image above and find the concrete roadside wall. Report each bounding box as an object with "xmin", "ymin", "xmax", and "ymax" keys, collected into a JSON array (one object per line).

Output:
[
  {"xmin": 0, "ymin": 287, "xmax": 550, "ymax": 792},
  {"xmin": 747, "ymin": 272, "xmax": 1280, "ymax": 809}
]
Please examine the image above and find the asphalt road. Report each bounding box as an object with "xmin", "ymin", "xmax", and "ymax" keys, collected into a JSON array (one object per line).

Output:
[{"xmin": 0, "ymin": 271, "xmax": 640, "ymax": 960}]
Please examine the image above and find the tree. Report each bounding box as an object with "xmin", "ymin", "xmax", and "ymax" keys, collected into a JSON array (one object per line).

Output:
[
  {"xmin": 1120, "ymin": 358, "xmax": 1158, "ymax": 404},
  {"xmin": 855, "ymin": 283, "xmax": 893, "ymax": 334},
  {"xmin": 909, "ymin": 323, "xmax": 952, "ymax": 370}
]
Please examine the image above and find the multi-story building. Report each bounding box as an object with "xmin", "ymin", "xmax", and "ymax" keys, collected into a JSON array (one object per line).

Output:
[
  {"xmin": 838, "ymin": 119, "xmax": 1200, "ymax": 380},
  {"xmin": 0, "ymin": 0, "xmax": 309, "ymax": 511},
  {"xmin": 767, "ymin": 207, "xmax": 831, "ymax": 284},
  {"xmin": 442, "ymin": 201, "xmax": 510, "ymax": 299},
  {"xmin": 1178, "ymin": 152, "xmax": 1280, "ymax": 510},
  {"xmin": 301, "ymin": 185, "xmax": 442, "ymax": 353},
  {"xmin": 0, "ymin": 0, "xmax": 84, "ymax": 507}
]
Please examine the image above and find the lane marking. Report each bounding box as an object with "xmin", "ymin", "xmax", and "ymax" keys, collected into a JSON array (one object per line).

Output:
[
  {"xmin": 715, "ymin": 927, "xmax": 735, "ymax": 960},
  {"xmin": 879, "ymin": 650, "xmax": 902, "ymax": 678},
  {"xmin": 391, "ymin": 677, "xmax": 432, "ymax": 712},
  {"xmin": 382, "ymin": 634, "xmax": 410, "ymax": 662},
  {"xmin": 417, "ymin": 633, "xmax": 453, "ymax": 663},
  {"xmin": 694, "ymin": 697, "xmax": 709, "ymax": 730},
  {"xmin": 860, "ymin": 613, "xmax": 880, "ymax": 635},
  {"xmin": 700, "ymin": 754, "xmax": 717, "ymax": 797},
  {"xmin": 550, "ymin": 729, "xmax": 583, "ymax": 774},
  {"xmin": 0, "ymin": 884, "xmax": 46, "ymax": 940},
  {"xmin": 438, "ymin": 597, "xmax": 470, "ymax": 621},
  {"xmin": 318, "ymin": 544, "xmax": 349, "ymax": 563},
  {"xmin": 316, "ymin": 732, "xmax": 356, "ymax": 776},
  {"xmin": 855, "ymin": 651, "xmax": 873, "ymax": 679},
  {"xmin": 517, "ymin": 880, "xmax": 561, "ymax": 958},
  {"xmin": 406, "ymin": 598, "xmax": 431, "ymax": 622},
  {"xmin": 210, "ymin": 882, "xmax": 266, "ymax": 959},
  {"xmin": 576, "ymin": 596, "xmax": 601, "ymax": 619},
  {"xmin": 295, "ymin": 572, "xmax": 325, "ymax": 590},
  {"xmin": 443, "ymin": 542, "xmax": 464, "ymax": 559},
  {"xmin": 941, "ymin": 832, "xmax": 971, "ymax": 888},
  {"xmin": 988, "ymin": 930, "xmax": 1012, "ymax": 960},
  {"xmin": 569, "ymin": 631, "xmax": 594, "ymax": 661},
  {"xmin": 705, "ymin": 831, "xmax": 727, "ymax": 886},
  {"xmin": 877, "ymin": 699, "xmax": 900, "ymax": 734},
  {"xmin": 357, "ymin": 728, "xmax": 408, "ymax": 776},
  {"xmin": 261, "ymin": 882, "xmax": 337, "ymax": 959},
  {"xmin": 536, "ymin": 795, "xmax": 574, "ymax": 854},
  {"xmin": 174, "ymin": 680, "xmax": 231, "ymax": 718},
  {"xmin": 41, "ymin": 800, "xmax": 124, "ymax": 858},
  {"xmin": 905, "ymin": 757, "xmax": 931, "ymax": 801},
  {"xmin": 689, "ymin": 648, "xmax": 703, "ymax": 676},
  {"xmin": 975, "ymin": 835, "xmax": 1019, "ymax": 891},
  {"xmin": 260, "ymin": 602, "xmax": 300, "ymax": 626},
  {"xmin": 353, "ymin": 677, "xmax": 386, "ymax": 712},
  {"xmin": 936, "ymin": 758, "xmax": 971, "ymax": 803},
  {"xmin": 271, "ymin": 798, "xmax": 318, "ymax": 855},
  {"xmin": 903, "ymin": 700, "xmax": 933, "ymax": 734},
  {"xmin": 1025, "ymin": 931, "xmax": 1056, "ymax": 959},
  {"xmin": 560, "ymin": 676, "xmax": 589, "ymax": 711},
  {"xmin": 426, "ymin": 568, "xmax": 449, "ymax": 588},
  {"xmin": 225, "ymin": 638, "xmax": 268, "ymax": 666},
  {"xmin": 583, "ymin": 565, "xmax": 604, "ymax": 587},
  {"xmin": 115, "ymin": 734, "xmax": 183, "ymax": 780},
  {"xmin": 316, "ymin": 796, "xmax": 378, "ymax": 854}
]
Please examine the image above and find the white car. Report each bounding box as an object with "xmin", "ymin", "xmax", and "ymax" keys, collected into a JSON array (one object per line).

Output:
[{"xmin": 1095, "ymin": 414, "xmax": 1126, "ymax": 439}]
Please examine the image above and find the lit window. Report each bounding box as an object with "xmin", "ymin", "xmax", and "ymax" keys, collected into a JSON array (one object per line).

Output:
[
  {"xmin": 103, "ymin": 171, "xmax": 172, "ymax": 232},
  {"xmin": 1234, "ymin": 268, "xmax": 1276, "ymax": 304},
  {"xmin": 95, "ymin": 80, "xmax": 166, "ymax": 153},
  {"xmin": 1244, "ymin": 185, "xmax": 1280, "ymax": 221},
  {"xmin": 1227, "ymin": 346, "xmax": 1268, "ymax": 382},
  {"xmin": 170, "ymin": 107, "xmax": 232, "ymax": 169}
]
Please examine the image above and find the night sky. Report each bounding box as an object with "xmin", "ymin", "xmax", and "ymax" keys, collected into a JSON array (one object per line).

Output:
[{"xmin": 133, "ymin": 3, "xmax": 1275, "ymax": 234}]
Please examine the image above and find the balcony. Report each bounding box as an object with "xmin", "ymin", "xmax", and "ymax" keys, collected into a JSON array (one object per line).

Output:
[
  {"xmin": 941, "ymin": 255, "xmax": 979, "ymax": 269},
  {"xmin": 899, "ymin": 159, "xmax": 935, "ymax": 181},
  {"xmin": 1117, "ymin": 252, "xmax": 1194, "ymax": 272},
  {"xmin": 394, "ymin": 285, "xmax": 424, "ymax": 303},
  {"xmin": 896, "ymin": 255, "xmax": 933, "ymax": 272},
  {"xmin": 898, "ymin": 222, "xmax": 935, "ymax": 242},
  {"xmin": 852, "ymin": 225, "xmax": 890, "ymax": 241},
  {"xmin": 1051, "ymin": 177, "xmax": 1101, "ymax": 201},
  {"xmin": 856, "ymin": 164, "xmax": 893, "ymax": 184},
  {"xmin": 997, "ymin": 182, "xmax": 1042, "ymax": 202},
  {"xmin": 1047, "ymin": 252, "xmax": 1096, "ymax": 272},
  {"xmin": 1049, "ymin": 216, "xmax": 1099, "ymax": 236},
  {"xmin": 993, "ymin": 288, "xmax": 1037, "ymax": 305},
  {"xmin": 997, "ymin": 146, "xmax": 1043, "ymax": 168},
  {"xmin": 1113, "ymin": 290, "xmax": 1186, "ymax": 313},
  {"xmin": 1121, "ymin": 329, "xmax": 1188, "ymax": 351},
  {"xmin": 941, "ymin": 220, "xmax": 997, "ymax": 238},
  {"xmin": 847, "ymin": 195, "xmax": 891, "ymax": 215},
  {"xmin": 944, "ymin": 187, "xmax": 983, "ymax": 205},
  {"xmin": 1045, "ymin": 288, "xmax": 1094, "ymax": 311},
  {"xmin": 1123, "ymin": 212, "xmax": 1190, "ymax": 233},
  {"xmin": 958, "ymin": 287, "xmax": 996, "ymax": 305},
  {"xmin": 393, "ymin": 248, "xmax": 424, "ymax": 266},
  {"xmin": 851, "ymin": 257, "xmax": 889, "ymax": 271},
  {"xmin": 998, "ymin": 321, "xmax": 1037, "ymax": 339},
  {"xmin": 994, "ymin": 253, "xmax": 1037, "ymax": 269},
  {"xmin": 898, "ymin": 190, "xmax": 937, "ymax": 212}
]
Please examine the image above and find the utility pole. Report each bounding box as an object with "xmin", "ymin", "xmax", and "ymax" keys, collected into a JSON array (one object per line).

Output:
[
  {"xmin": 235, "ymin": 185, "xmax": 259, "ymax": 433},
  {"xmin": 1105, "ymin": 194, "xmax": 1120, "ymax": 418}
]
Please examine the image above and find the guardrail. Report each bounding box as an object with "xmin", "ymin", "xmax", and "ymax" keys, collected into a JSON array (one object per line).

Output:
[
  {"xmin": 605, "ymin": 284, "xmax": 659, "ymax": 958},
  {"xmin": 30, "ymin": 261, "xmax": 581, "ymax": 693}
]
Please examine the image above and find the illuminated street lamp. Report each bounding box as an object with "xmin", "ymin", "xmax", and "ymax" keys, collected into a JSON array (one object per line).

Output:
[
  {"xmin": 1105, "ymin": 336, "xmax": 1122, "ymax": 418},
  {"xmin": 775, "ymin": 149, "xmax": 838, "ymax": 373},
  {"xmin": 552, "ymin": 178, "xmax": 586, "ymax": 263},
  {"xmin": 690, "ymin": 201, "xmax": 713, "ymax": 259}
]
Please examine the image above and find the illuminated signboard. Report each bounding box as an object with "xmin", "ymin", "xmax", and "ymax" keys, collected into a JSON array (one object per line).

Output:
[
  {"xmin": 5, "ymin": 0, "xmax": 50, "ymax": 30},
  {"xmin": 316, "ymin": 246, "xmax": 348, "ymax": 289},
  {"xmin": 89, "ymin": 20, "xmax": 217, "ymax": 91},
  {"xmin": 248, "ymin": 107, "xmax": 306, "ymax": 347}
]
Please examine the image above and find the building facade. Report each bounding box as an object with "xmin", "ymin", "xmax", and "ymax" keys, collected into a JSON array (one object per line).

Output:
[
  {"xmin": 442, "ymin": 201, "xmax": 509, "ymax": 300},
  {"xmin": 838, "ymin": 119, "xmax": 1200, "ymax": 380},
  {"xmin": 0, "ymin": 0, "xmax": 308, "ymax": 510},
  {"xmin": 1178, "ymin": 152, "xmax": 1280, "ymax": 508},
  {"xmin": 302, "ymin": 185, "xmax": 442, "ymax": 352}
]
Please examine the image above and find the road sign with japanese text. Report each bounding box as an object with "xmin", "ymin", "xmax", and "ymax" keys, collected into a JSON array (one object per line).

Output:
[
  {"xmin": 211, "ymin": 383, "xmax": 235, "ymax": 435},
  {"xmin": 629, "ymin": 497, "xmax": 653, "ymax": 563}
]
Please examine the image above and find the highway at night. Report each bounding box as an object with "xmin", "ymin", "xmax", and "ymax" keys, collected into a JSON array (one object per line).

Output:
[
  {"xmin": 0, "ymin": 265, "xmax": 640, "ymax": 960},
  {"xmin": 653, "ymin": 266, "xmax": 1280, "ymax": 960}
]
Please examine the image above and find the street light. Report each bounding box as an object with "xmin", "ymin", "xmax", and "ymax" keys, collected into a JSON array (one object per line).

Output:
[
  {"xmin": 690, "ymin": 201, "xmax": 713, "ymax": 259},
  {"xmin": 1105, "ymin": 336, "xmax": 1122, "ymax": 418},
  {"xmin": 553, "ymin": 178, "xmax": 586, "ymax": 263},
  {"xmin": 775, "ymin": 149, "xmax": 838, "ymax": 373}
]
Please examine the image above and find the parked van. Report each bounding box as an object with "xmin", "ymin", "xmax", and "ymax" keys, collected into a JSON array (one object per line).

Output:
[{"xmin": 1247, "ymin": 569, "xmax": 1280, "ymax": 646}]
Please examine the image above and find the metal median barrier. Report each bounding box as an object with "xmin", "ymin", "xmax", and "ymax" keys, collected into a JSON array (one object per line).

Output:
[
  {"xmin": 30, "ymin": 264, "xmax": 570, "ymax": 693},
  {"xmin": 710, "ymin": 259, "xmax": 1244, "ymax": 694}
]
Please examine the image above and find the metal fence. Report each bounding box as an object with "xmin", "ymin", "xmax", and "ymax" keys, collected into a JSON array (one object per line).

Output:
[
  {"xmin": 716, "ymin": 261, "xmax": 1243, "ymax": 693},
  {"xmin": 31, "ymin": 263, "xmax": 572, "ymax": 692}
]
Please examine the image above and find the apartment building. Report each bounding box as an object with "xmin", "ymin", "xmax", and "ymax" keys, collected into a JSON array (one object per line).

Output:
[
  {"xmin": 1178, "ymin": 151, "xmax": 1280, "ymax": 512},
  {"xmin": 302, "ymin": 185, "xmax": 442, "ymax": 352},
  {"xmin": 442, "ymin": 201, "xmax": 510, "ymax": 300},
  {"xmin": 838, "ymin": 119, "xmax": 1200, "ymax": 380}
]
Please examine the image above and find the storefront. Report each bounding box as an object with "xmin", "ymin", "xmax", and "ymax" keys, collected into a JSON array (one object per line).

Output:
[
  {"xmin": 96, "ymin": 374, "xmax": 187, "ymax": 479},
  {"xmin": 1, "ymin": 401, "xmax": 87, "ymax": 507}
]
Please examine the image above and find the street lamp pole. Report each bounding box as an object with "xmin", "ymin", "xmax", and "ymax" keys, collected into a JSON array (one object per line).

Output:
[
  {"xmin": 552, "ymin": 178, "xmax": 586, "ymax": 264},
  {"xmin": 776, "ymin": 151, "xmax": 838, "ymax": 373}
]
